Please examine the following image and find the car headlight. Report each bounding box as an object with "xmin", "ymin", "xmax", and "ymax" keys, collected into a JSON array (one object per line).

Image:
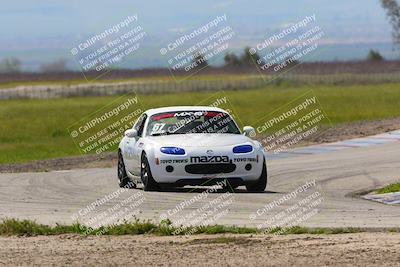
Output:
[
  {"xmin": 160, "ymin": 147, "xmax": 186, "ymax": 155},
  {"xmin": 233, "ymin": 145, "xmax": 253, "ymax": 153}
]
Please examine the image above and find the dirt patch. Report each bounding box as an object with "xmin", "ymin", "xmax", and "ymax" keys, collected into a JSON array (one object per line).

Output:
[
  {"xmin": 0, "ymin": 233, "xmax": 399, "ymax": 266},
  {"xmin": 0, "ymin": 152, "xmax": 116, "ymax": 173},
  {"xmin": 1, "ymin": 117, "xmax": 399, "ymax": 173},
  {"xmin": 308, "ymin": 117, "xmax": 400, "ymax": 144}
]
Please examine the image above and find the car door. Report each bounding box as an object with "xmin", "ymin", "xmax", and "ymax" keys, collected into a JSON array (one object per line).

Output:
[{"xmin": 124, "ymin": 114, "xmax": 147, "ymax": 175}]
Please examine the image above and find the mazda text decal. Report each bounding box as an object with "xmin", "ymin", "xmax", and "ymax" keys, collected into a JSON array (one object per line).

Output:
[{"xmin": 190, "ymin": 156, "xmax": 230, "ymax": 163}]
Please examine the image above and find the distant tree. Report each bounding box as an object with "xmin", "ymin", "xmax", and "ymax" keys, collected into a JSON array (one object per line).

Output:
[
  {"xmin": 40, "ymin": 59, "xmax": 68, "ymax": 72},
  {"xmin": 241, "ymin": 47, "xmax": 263, "ymax": 66},
  {"xmin": 192, "ymin": 52, "xmax": 208, "ymax": 69},
  {"xmin": 224, "ymin": 52, "xmax": 241, "ymax": 66},
  {"xmin": 0, "ymin": 57, "xmax": 21, "ymax": 73},
  {"xmin": 381, "ymin": 0, "xmax": 400, "ymax": 50},
  {"xmin": 367, "ymin": 49, "xmax": 384, "ymax": 61}
]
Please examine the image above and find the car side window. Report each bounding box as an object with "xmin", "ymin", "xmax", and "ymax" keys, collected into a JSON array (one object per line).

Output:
[
  {"xmin": 133, "ymin": 115, "xmax": 144, "ymax": 131},
  {"xmin": 135, "ymin": 114, "xmax": 147, "ymax": 137}
]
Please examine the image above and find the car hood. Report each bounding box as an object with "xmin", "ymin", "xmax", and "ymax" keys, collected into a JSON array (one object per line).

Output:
[{"xmin": 147, "ymin": 133, "xmax": 253, "ymax": 147}]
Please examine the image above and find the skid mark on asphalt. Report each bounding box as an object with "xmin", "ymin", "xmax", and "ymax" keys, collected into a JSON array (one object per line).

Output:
[{"xmin": 267, "ymin": 130, "xmax": 400, "ymax": 161}]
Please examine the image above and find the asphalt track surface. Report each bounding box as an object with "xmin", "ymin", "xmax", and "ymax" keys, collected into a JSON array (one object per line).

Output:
[{"xmin": 1, "ymin": 133, "xmax": 399, "ymax": 228}]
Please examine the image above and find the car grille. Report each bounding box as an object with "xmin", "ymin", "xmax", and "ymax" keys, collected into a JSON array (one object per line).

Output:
[{"xmin": 185, "ymin": 163, "xmax": 236, "ymax": 174}]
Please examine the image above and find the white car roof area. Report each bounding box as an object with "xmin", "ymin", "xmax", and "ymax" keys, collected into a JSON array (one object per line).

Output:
[{"xmin": 145, "ymin": 106, "xmax": 227, "ymax": 117}]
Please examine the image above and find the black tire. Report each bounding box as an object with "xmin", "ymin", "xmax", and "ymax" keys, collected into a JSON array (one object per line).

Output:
[
  {"xmin": 141, "ymin": 153, "xmax": 159, "ymax": 191},
  {"xmin": 118, "ymin": 150, "xmax": 136, "ymax": 188},
  {"xmin": 223, "ymin": 185, "xmax": 237, "ymax": 193},
  {"xmin": 222, "ymin": 180, "xmax": 239, "ymax": 192},
  {"xmin": 246, "ymin": 159, "xmax": 267, "ymax": 192}
]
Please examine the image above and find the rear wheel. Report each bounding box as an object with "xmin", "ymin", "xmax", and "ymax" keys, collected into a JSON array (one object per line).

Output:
[
  {"xmin": 141, "ymin": 153, "xmax": 159, "ymax": 191},
  {"xmin": 118, "ymin": 150, "xmax": 135, "ymax": 188},
  {"xmin": 246, "ymin": 159, "xmax": 267, "ymax": 192}
]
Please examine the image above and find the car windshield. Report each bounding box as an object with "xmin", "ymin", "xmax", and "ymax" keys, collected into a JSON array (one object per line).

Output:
[{"xmin": 146, "ymin": 110, "xmax": 241, "ymax": 136}]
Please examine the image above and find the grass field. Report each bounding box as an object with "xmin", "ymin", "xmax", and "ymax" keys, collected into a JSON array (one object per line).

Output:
[
  {"xmin": 1, "ymin": 82, "xmax": 400, "ymax": 164},
  {"xmin": 0, "ymin": 218, "xmax": 371, "ymax": 236},
  {"xmin": 377, "ymin": 183, "xmax": 400, "ymax": 194}
]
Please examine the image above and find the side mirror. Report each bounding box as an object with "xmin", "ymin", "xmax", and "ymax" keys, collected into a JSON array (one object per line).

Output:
[
  {"xmin": 124, "ymin": 129, "xmax": 138, "ymax": 138},
  {"xmin": 243, "ymin": 126, "xmax": 256, "ymax": 137}
]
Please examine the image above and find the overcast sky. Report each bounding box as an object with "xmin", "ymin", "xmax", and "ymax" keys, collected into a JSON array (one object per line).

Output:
[
  {"xmin": 0, "ymin": 0, "xmax": 395, "ymax": 70},
  {"xmin": 0, "ymin": 0, "xmax": 390, "ymax": 37}
]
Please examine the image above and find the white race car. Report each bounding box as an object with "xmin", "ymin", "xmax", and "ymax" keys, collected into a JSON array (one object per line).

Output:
[{"xmin": 117, "ymin": 106, "xmax": 267, "ymax": 192}]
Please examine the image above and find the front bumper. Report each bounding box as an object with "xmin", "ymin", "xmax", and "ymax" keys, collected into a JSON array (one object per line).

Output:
[{"xmin": 149, "ymin": 146, "xmax": 265, "ymax": 184}]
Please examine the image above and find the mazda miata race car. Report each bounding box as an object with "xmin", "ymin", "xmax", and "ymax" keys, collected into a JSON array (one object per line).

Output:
[{"xmin": 117, "ymin": 106, "xmax": 267, "ymax": 192}]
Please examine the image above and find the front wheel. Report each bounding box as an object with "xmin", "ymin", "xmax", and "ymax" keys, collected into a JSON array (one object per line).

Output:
[
  {"xmin": 141, "ymin": 153, "xmax": 160, "ymax": 191},
  {"xmin": 118, "ymin": 150, "xmax": 136, "ymax": 188},
  {"xmin": 246, "ymin": 159, "xmax": 267, "ymax": 192}
]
